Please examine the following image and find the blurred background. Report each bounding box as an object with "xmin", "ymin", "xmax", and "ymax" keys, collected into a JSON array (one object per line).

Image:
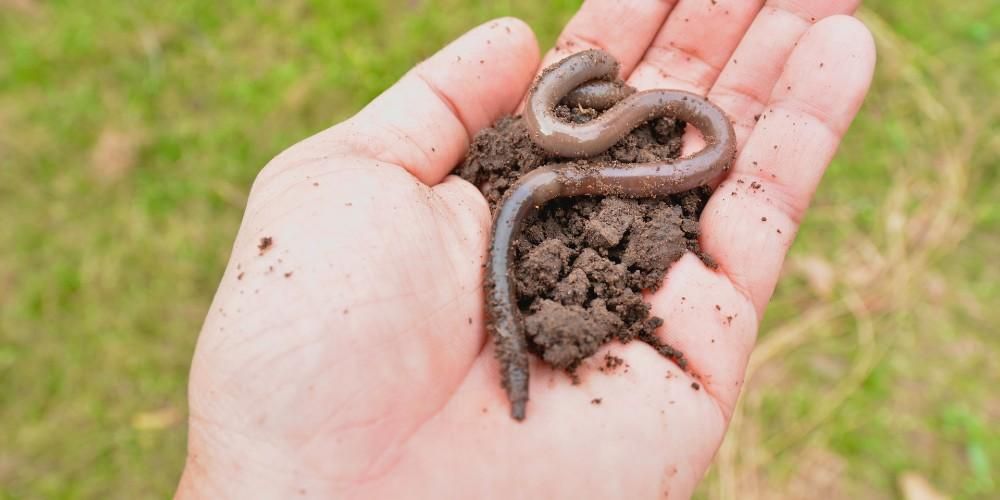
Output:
[{"xmin": 0, "ymin": 0, "xmax": 996, "ymax": 498}]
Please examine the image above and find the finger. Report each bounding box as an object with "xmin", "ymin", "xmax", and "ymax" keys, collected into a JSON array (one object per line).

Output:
[
  {"xmin": 628, "ymin": 0, "xmax": 763, "ymax": 93},
  {"xmin": 540, "ymin": 0, "xmax": 679, "ymax": 76},
  {"xmin": 319, "ymin": 18, "xmax": 539, "ymax": 186},
  {"xmin": 708, "ymin": 0, "xmax": 861, "ymax": 146},
  {"xmin": 701, "ymin": 15, "xmax": 876, "ymax": 315}
]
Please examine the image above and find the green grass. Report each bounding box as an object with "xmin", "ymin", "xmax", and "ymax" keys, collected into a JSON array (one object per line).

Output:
[{"xmin": 1, "ymin": 1, "xmax": 996, "ymax": 498}]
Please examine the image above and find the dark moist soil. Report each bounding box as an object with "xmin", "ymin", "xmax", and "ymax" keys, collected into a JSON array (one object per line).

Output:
[{"xmin": 455, "ymin": 99, "xmax": 715, "ymax": 375}]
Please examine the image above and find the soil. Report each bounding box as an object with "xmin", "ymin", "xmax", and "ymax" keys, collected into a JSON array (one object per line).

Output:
[{"xmin": 455, "ymin": 99, "xmax": 716, "ymax": 375}]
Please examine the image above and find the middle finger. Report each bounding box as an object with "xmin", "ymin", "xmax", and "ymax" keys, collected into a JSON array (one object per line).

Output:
[{"xmin": 627, "ymin": 0, "xmax": 764, "ymax": 92}]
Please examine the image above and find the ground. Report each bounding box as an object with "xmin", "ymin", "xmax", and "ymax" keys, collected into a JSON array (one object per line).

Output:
[{"xmin": 0, "ymin": 1, "xmax": 996, "ymax": 498}]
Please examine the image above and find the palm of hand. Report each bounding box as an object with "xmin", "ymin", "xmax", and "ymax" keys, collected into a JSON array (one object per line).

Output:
[{"xmin": 180, "ymin": 2, "xmax": 874, "ymax": 498}]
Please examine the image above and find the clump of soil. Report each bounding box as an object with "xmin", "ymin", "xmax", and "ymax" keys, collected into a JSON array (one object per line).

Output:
[{"xmin": 455, "ymin": 102, "xmax": 715, "ymax": 374}]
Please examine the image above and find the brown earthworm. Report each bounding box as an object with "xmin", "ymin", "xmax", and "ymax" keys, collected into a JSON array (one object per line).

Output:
[
  {"xmin": 486, "ymin": 49, "xmax": 736, "ymax": 421},
  {"xmin": 561, "ymin": 79, "xmax": 635, "ymax": 110}
]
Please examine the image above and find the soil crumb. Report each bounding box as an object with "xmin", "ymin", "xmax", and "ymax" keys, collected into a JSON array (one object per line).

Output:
[{"xmin": 455, "ymin": 103, "xmax": 714, "ymax": 375}]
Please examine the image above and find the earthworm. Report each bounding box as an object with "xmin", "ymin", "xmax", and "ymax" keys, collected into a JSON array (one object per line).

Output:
[
  {"xmin": 486, "ymin": 49, "xmax": 736, "ymax": 421},
  {"xmin": 561, "ymin": 79, "xmax": 635, "ymax": 110}
]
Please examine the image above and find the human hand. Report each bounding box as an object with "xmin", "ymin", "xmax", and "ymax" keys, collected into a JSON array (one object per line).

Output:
[{"xmin": 177, "ymin": 2, "xmax": 874, "ymax": 498}]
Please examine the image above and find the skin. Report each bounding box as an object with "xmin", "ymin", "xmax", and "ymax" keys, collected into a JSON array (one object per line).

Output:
[
  {"xmin": 179, "ymin": 2, "xmax": 874, "ymax": 498},
  {"xmin": 490, "ymin": 49, "xmax": 736, "ymax": 420}
]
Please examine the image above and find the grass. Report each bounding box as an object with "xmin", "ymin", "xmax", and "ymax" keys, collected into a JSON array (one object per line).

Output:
[{"xmin": 0, "ymin": 0, "xmax": 996, "ymax": 498}]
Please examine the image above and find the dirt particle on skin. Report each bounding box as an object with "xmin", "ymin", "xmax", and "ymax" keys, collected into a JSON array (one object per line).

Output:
[
  {"xmin": 604, "ymin": 354, "xmax": 625, "ymax": 371},
  {"xmin": 691, "ymin": 382, "xmax": 700, "ymax": 391},
  {"xmin": 257, "ymin": 236, "xmax": 273, "ymax": 254},
  {"xmin": 753, "ymin": 114, "xmax": 761, "ymax": 122},
  {"xmin": 313, "ymin": 182, "xmax": 319, "ymax": 187},
  {"xmin": 591, "ymin": 398, "xmax": 602, "ymax": 405},
  {"xmin": 237, "ymin": 272, "xmax": 244, "ymax": 280},
  {"xmin": 284, "ymin": 271, "xmax": 293, "ymax": 278},
  {"xmin": 761, "ymin": 216, "xmax": 767, "ymax": 222}
]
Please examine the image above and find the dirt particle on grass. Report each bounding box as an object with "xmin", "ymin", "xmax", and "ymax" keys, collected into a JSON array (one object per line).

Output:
[{"xmin": 257, "ymin": 237, "xmax": 273, "ymax": 254}]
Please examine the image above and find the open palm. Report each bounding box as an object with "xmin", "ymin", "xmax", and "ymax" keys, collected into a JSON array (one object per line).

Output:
[{"xmin": 178, "ymin": 1, "xmax": 875, "ymax": 498}]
